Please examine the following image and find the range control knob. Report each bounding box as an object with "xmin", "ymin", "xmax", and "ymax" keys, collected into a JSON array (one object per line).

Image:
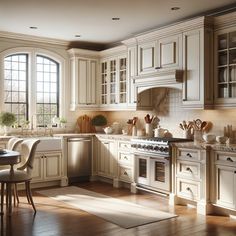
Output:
[
  {"xmin": 147, "ymin": 145, "xmax": 153, "ymax": 150},
  {"xmin": 154, "ymin": 146, "xmax": 159, "ymax": 151},
  {"xmin": 164, "ymin": 147, "xmax": 169, "ymax": 153},
  {"xmin": 159, "ymin": 147, "xmax": 164, "ymax": 152},
  {"xmin": 131, "ymin": 144, "xmax": 137, "ymax": 148}
]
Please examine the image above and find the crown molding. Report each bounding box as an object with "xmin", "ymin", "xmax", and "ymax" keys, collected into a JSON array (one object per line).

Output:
[
  {"xmin": 214, "ymin": 11, "xmax": 236, "ymax": 30},
  {"xmin": 0, "ymin": 31, "xmax": 69, "ymax": 47}
]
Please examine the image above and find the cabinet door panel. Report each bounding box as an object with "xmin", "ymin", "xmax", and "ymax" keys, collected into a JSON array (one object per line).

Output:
[
  {"xmin": 88, "ymin": 60, "xmax": 97, "ymax": 104},
  {"xmin": 138, "ymin": 42, "xmax": 155, "ymax": 74},
  {"xmin": 31, "ymin": 155, "xmax": 44, "ymax": 182},
  {"xmin": 78, "ymin": 59, "xmax": 88, "ymax": 104},
  {"xmin": 183, "ymin": 30, "xmax": 201, "ymax": 102},
  {"xmin": 216, "ymin": 165, "xmax": 236, "ymax": 209},
  {"xmin": 44, "ymin": 153, "xmax": 62, "ymax": 180}
]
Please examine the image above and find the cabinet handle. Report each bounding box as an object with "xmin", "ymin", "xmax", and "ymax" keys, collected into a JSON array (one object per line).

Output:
[
  {"xmin": 41, "ymin": 156, "xmax": 44, "ymax": 159},
  {"xmin": 124, "ymin": 171, "xmax": 128, "ymax": 176},
  {"xmin": 186, "ymin": 187, "xmax": 191, "ymax": 191},
  {"xmin": 186, "ymin": 167, "xmax": 192, "ymax": 172},
  {"xmin": 155, "ymin": 66, "xmax": 161, "ymax": 70},
  {"xmin": 186, "ymin": 153, "xmax": 192, "ymax": 158},
  {"xmin": 133, "ymin": 101, "xmax": 137, "ymax": 103},
  {"xmin": 124, "ymin": 156, "xmax": 128, "ymax": 160},
  {"xmin": 234, "ymin": 171, "xmax": 236, "ymax": 174},
  {"xmin": 182, "ymin": 98, "xmax": 187, "ymax": 101},
  {"xmin": 227, "ymin": 157, "xmax": 233, "ymax": 162}
]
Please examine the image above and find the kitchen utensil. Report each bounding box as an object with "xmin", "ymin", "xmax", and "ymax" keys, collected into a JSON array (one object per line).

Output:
[
  {"xmin": 195, "ymin": 119, "xmax": 202, "ymax": 130},
  {"xmin": 200, "ymin": 121, "xmax": 207, "ymax": 130},
  {"xmin": 179, "ymin": 123, "xmax": 184, "ymax": 130}
]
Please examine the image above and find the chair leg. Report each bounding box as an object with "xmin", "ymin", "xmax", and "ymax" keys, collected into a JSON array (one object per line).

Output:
[
  {"xmin": 25, "ymin": 183, "xmax": 31, "ymax": 204},
  {"xmin": 14, "ymin": 184, "xmax": 20, "ymax": 204},
  {"xmin": 6, "ymin": 183, "xmax": 12, "ymax": 216},
  {"xmin": 25, "ymin": 182, "xmax": 36, "ymax": 213},
  {"xmin": 1, "ymin": 183, "xmax": 4, "ymax": 215}
]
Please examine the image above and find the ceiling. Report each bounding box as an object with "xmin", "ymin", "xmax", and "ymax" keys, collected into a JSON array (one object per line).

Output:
[{"xmin": 0, "ymin": 0, "xmax": 236, "ymax": 47}]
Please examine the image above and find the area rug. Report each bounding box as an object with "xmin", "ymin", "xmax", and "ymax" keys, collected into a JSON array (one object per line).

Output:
[{"xmin": 37, "ymin": 186, "xmax": 177, "ymax": 229}]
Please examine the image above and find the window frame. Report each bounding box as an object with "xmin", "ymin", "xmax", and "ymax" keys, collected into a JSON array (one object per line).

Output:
[{"xmin": 0, "ymin": 47, "xmax": 66, "ymax": 127}]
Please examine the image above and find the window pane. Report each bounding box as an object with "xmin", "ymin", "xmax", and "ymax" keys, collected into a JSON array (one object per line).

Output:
[
  {"xmin": 36, "ymin": 55, "xmax": 59, "ymax": 126},
  {"xmin": 4, "ymin": 54, "xmax": 28, "ymax": 124}
]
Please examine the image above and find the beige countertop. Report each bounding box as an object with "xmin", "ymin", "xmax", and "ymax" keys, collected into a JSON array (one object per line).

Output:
[{"xmin": 173, "ymin": 141, "xmax": 236, "ymax": 152}]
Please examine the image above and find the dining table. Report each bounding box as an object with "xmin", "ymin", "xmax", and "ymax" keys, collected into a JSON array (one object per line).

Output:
[{"xmin": 0, "ymin": 149, "xmax": 21, "ymax": 216}]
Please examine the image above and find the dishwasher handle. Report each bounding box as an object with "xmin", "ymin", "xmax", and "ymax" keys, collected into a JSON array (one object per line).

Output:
[{"xmin": 67, "ymin": 138, "xmax": 91, "ymax": 142}]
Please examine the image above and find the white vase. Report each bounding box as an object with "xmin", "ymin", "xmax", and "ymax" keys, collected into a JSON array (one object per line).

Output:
[{"xmin": 3, "ymin": 126, "xmax": 10, "ymax": 136}]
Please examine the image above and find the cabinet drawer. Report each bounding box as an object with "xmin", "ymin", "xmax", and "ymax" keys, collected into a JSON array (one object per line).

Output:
[
  {"xmin": 118, "ymin": 152, "xmax": 133, "ymax": 166},
  {"xmin": 177, "ymin": 178, "xmax": 200, "ymax": 201},
  {"xmin": 177, "ymin": 160, "xmax": 201, "ymax": 180},
  {"xmin": 215, "ymin": 152, "xmax": 236, "ymax": 166},
  {"xmin": 119, "ymin": 142, "xmax": 131, "ymax": 150},
  {"xmin": 118, "ymin": 166, "xmax": 133, "ymax": 183},
  {"xmin": 177, "ymin": 148, "xmax": 200, "ymax": 161}
]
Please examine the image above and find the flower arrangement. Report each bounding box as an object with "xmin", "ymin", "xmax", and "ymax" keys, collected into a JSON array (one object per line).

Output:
[{"xmin": 0, "ymin": 112, "xmax": 16, "ymax": 127}]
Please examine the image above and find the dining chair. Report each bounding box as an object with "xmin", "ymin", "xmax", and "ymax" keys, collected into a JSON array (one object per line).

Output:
[
  {"xmin": 0, "ymin": 139, "xmax": 40, "ymax": 215},
  {"xmin": 7, "ymin": 138, "xmax": 24, "ymax": 151}
]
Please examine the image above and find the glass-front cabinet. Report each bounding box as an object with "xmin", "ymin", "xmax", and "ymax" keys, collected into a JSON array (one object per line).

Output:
[
  {"xmin": 215, "ymin": 30, "xmax": 236, "ymax": 106},
  {"xmin": 100, "ymin": 56, "xmax": 127, "ymax": 107}
]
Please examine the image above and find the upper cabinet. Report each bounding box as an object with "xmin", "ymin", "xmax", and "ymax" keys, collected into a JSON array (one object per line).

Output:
[
  {"xmin": 123, "ymin": 16, "xmax": 214, "ymax": 109},
  {"xmin": 182, "ymin": 24, "xmax": 214, "ymax": 109},
  {"xmin": 68, "ymin": 49, "xmax": 99, "ymax": 111},
  {"xmin": 99, "ymin": 46, "xmax": 128, "ymax": 110},
  {"xmin": 214, "ymin": 12, "xmax": 236, "ymax": 108}
]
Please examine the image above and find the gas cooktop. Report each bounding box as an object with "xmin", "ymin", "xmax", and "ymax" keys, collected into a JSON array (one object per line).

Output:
[{"xmin": 131, "ymin": 137, "xmax": 192, "ymax": 144}]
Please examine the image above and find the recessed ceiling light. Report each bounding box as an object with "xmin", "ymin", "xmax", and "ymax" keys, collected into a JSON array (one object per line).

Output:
[
  {"xmin": 29, "ymin": 26, "xmax": 38, "ymax": 29},
  {"xmin": 75, "ymin": 35, "xmax": 81, "ymax": 38},
  {"xmin": 171, "ymin": 7, "xmax": 180, "ymax": 11},
  {"xmin": 112, "ymin": 17, "xmax": 120, "ymax": 21}
]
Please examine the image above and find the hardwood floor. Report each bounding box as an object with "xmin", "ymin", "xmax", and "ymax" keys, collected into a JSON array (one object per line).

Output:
[{"xmin": 1, "ymin": 181, "xmax": 236, "ymax": 236}]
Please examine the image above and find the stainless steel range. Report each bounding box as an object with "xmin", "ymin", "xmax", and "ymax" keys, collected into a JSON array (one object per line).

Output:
[{"xmin": 131, "ymin": 137, "xmax": 191, "ymax": 195}]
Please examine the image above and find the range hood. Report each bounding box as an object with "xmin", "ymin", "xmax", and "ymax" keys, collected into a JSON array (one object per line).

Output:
[{"xmin": 133, "ymin": 69, "xmax": 183, "ymax": 93}]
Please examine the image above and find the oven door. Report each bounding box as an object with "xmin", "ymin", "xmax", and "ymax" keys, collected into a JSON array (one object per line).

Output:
[
  {"xmin": 135, "ymin": 155, "xmax": 150, "ymax": 186},
  {"xmin": 149, "ymin": 156, "xmax": 170, "ymax": 192}
]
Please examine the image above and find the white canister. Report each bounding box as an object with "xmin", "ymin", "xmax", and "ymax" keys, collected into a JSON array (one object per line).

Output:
[{"xmin": 145, "ymin": 123, "xmax": 153, "ymax": 137}]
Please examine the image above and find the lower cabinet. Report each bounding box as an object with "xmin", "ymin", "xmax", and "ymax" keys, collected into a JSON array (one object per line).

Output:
[
  {"xmin": 32, "ymin": 151, "xmax": 62, "ymax": 182},
  {"xmin": 97, "ymin": 138, "xmax": 117, "ymax": 179},
  {"xmin": 213, "ymin": 151, "xmax": 236, "ymax": 210},
  {"xmin": 117, "ymin": 141, "xmax": 134, "ymax": 183},
  {"xmin": 172, "ymin": 146, "xmax": 210, "ymax": 215}
]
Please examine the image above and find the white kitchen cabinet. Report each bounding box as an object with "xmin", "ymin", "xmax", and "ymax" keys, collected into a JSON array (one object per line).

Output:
[
  {"xmin": 138, "ymin": 41, "xmax": 156, "ymax": 75},
  {"xmin": 32, "ymin": 151, "xmax": 62, "ymax": 182},
  {"xmin": 213, "ymin": 150, "xmax": 236, "ymax": 210},
  {"xmin": 0, "ymin": 141, "xmax": 7, "ymax": 149},
  {"xmin": 182, "ymin": 26, "xmax": 214, "ymax": 109},
  {"xmin": 117, "ymin": 141, "xmax": 134, "ymax": 183},
  {"xmin": 68, "ymin": 48, "xmax": 99, "ymax": 111},
  {"xmin": 100, "ymin": 55, "xmax": 127, "ymax": 109},
  {"xmin": 173, "ymin": 147, "xmax": 211, "ymax": 215},
  {"xmin": 156, "ymin": 34, "xmax": 182, "ymax": 71},
  {"xmin": 214, "ymin": 27, "xmax": 236, "ymax": 107},
  {"xmin": 97, "ymin": 138, "xmax": 117, "ymax": 179}
]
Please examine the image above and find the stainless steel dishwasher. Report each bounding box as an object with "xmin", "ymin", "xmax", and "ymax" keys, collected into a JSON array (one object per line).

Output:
[{"xmin": 67, "ymin": 137, "xmax": 91, "ymax": 183}]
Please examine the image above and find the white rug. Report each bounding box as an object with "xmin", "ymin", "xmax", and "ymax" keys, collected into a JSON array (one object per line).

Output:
[{"xmin": 37, "ymin": 186, "xmax": 177, "ymax": 229}]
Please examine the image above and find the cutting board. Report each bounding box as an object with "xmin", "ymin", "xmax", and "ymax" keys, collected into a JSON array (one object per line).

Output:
[{"xmin": 76, "ymin": 115, "xmax": 92, "ymax": 133}]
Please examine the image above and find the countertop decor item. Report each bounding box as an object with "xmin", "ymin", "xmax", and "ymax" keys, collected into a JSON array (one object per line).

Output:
[
  {"xmin": 76, "ymin": 115, "xmax": 92, "ymax": 133},
  {"xmin": 179, "ymin": 120, "xmax": 193, "ymax": 139},
  {"xmin": 0, "ymin": 112, "xmax": 16, "ymax": 136},
  {"xmin": 104, "ymin": 126, "xmax": 113, "ymax": 134},
  {"xmin": 91, "ymin": 114, "xmax": 107, "ymax": 133}
]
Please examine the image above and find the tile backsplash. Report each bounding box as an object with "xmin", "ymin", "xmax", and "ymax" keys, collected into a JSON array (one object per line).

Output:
[{"xmin": 106, "ymin": 88, "xmax": 236, "ymax": 138}]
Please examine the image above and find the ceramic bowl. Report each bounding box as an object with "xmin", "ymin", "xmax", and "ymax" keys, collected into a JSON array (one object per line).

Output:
[
  {"xmin": 216, "ymin": 136, "xmax": 228, "ymax": 144},
  {"xmin": 103, "ymin": 127, "xmax": 113, "ymax": 134},
  {"xmin": 202, "ymin": 134, "xmax": 216, "ymax": 143}
]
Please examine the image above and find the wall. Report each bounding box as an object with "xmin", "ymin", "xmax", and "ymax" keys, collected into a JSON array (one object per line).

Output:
[{"xmin": 105, "ymin": 88, "xmax": 236, "ymax": 138}]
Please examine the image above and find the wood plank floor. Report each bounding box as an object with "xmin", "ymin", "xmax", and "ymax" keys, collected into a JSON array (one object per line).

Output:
[{"xmin": 1, "ymin": 181, "xmax": 236, "ymax": 236}]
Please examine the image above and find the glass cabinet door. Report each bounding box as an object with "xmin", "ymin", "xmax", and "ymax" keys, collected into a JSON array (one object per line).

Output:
[
  {"xmin": 109, "ymin": 60, "xmax": 116, "ymax": 104},
  {"xmin": 101, "ymin": 62, "xmax": 108, "ymax": 104},
  {"xmin": 217, "ymin": 31, "xmax": 236, "ymax": 99},
  {"xmin": 119, "ymin": 58, "xmax": 127, "ymax": 103}
]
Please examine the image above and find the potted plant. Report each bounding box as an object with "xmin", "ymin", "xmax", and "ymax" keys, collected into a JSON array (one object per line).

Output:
[
  {"xmin": 0, "ymin": 112, "xmax": 16, "ymax": 136},
  {"xmin": 60, "ymin": 117, "xmax": 67, "ymax": 128},
  {"xmin": 91, "ymin": 114, "xmax": 107, "ymax": 133}
]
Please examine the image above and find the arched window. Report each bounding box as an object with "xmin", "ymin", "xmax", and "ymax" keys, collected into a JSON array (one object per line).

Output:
[{"xmin": 3, "ymin": 51, "xmax": 60, "ymax": 127}]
